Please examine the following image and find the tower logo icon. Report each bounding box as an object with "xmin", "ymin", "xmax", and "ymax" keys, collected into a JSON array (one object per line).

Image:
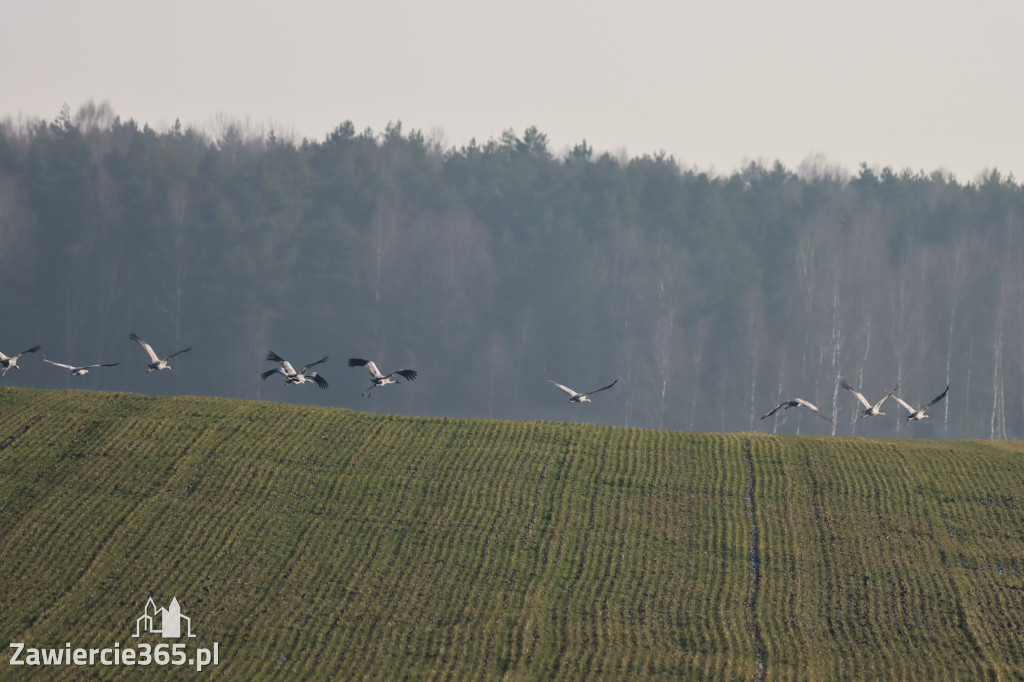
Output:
[{"xmin": 132, "ymin": 597, "xmax": 196, "ymax": 638}]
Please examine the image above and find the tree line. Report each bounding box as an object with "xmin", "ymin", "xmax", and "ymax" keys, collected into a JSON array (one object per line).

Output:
[{"xmin": 2, "ymin": 102, "xmax": 1022, "ymax": 439}]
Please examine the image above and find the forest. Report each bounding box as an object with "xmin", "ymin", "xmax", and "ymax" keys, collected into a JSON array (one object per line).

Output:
[{"xmin": 1, "ymin": 102, "xmax": 1022, "ymax": 439}]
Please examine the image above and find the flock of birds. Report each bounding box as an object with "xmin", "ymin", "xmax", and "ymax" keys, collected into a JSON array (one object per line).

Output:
[
  {"xmin": 0, "ymin": 335, "xmax": 425, "ymax": 399},
  {"xmin": 1, "ymin": 333, "xmax": 612, "ymax": 404},
  {"xmin": 2, "ymin": 335, "xmax": 949, "ymax": 423},
  {"xmin": 256, "ymin": 353, "xmax": 421, "ymax": 397},
  {"xmin": 761, "ymin": 381, "xmax": 950, "ymax": 423}
]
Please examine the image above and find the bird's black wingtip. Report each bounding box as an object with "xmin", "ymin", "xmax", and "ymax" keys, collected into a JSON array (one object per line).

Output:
[{"xmin": 348, "ymin": 358, "xmax": 369, "ymax": 368}]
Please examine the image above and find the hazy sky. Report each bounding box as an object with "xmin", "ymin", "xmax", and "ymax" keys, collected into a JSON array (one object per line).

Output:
[{"xmin": 3, "ymin": 0, "xmax": 1021, "ymax": 181}]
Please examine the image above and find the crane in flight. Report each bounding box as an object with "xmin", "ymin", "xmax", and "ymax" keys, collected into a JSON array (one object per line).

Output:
[
  {"xmin": 839, "ymin": 379, "xmax": 897, "ymax": 418},
  {"xmin": 547, "ymin": 378, "xmax": 618, "ymax": 403},
  {"xmin": 347, "ymin": 358, "xmax": 417, "ymax": 397},
  {"xmin": 43, "ymin": 358, "xmax": 119, "ymax": 376},
  {"xmin": 893, "ymin": 385, "xmax": 949, "ymax": 422},
  {"xmin": 129, "ymin": 332, "xmax": 191, "ymax": 372},
  {"xmin": 760, "ymin": 398, "xmax": 831, "ymax": 421},
  {"xmin": 0, "ymin": 345, "xmax": 41, "ymax": 377},
  {"xmin": 261, "ymin": 351, "xmax": 329, "ymax": 389}
]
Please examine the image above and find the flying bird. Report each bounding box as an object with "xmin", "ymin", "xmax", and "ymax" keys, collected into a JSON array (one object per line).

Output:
[
  {"xmin": 839, "ymin": 379, "xmax": 897, "ymax": 418},
  {"xmin": 0, "ymin": 345, "xmax": 41, "ymax": 377},
  {"xmin": 348, "ymin": 358, "xmax": 417, "ymax": 397},
  {"xmin": 547, "ymin": 378, "xmax": 618, "ymax": 403},
  {"xmin": 760, "ymin": 398, "xmax": 831, "ymax": 421},
  {"xmin": 129, "ymin": 332, "xmax": 191, "ymax": 372},
  {"xmin": 43, "ymin": 358, "xmax": 119, "ymax": 376},
  {"xmin": 893, "ymin": 385, "xmax": 949, "ymax": 422},
  {"xmin": 261, "ymin": 351, "xmax": 329, "ymax": 389}
]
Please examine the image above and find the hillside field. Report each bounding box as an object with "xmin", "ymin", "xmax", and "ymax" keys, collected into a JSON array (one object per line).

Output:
[{"xmin": 2, "ymin": 386, "xmax": 1024, "ymax": 679}]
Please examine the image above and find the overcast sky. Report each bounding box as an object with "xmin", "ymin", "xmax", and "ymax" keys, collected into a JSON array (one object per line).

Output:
[{"xmin": 2, "ymin": 0, "xmax": 1021, "ymax": 181}]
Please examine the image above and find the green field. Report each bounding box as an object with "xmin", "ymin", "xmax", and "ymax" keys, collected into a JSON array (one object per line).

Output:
[{"xmin": 2, "ymin": 386, "xmax": 1024, "ymax": 679}]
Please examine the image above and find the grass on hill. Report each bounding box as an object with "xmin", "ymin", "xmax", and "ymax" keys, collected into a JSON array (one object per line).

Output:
[{"xmin": 2, "ymin": 386, "xmax": 1024, "ymax": 679}]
